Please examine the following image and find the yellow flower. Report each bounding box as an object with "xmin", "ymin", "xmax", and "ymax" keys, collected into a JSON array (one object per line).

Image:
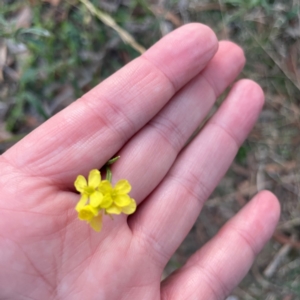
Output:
[
  {"xmin": 74, "ymin": 166, "xmax": 136, "ymax": 232},
  {"xmin": 78, "ymin": 205, "xmax": 103, "ymax": 232},
  {"xmin": 74, "ymin": 169, "xmax": 103, "ymax": 211},
  {"xmin": 99, "ymin": 180, "xmax": 137, "ymax": 215}
]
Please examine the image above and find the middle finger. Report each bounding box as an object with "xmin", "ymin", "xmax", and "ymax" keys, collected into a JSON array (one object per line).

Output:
[{"xmin": 111, "ymin": 41, "xmax": 245, "ymax": 204}]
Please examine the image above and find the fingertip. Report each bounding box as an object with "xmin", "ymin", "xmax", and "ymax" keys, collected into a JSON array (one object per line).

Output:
[
  {"xmin": 224, "ymin": 79, "xmax": 265, "ymax": 134},
  {"xmin": 174, "ymin": 22, "xmax": 219, "ymax": 50},
  {"xmin": 255, "ymin": 190, "xmax": 281, "ymax": 225},
  {"xmin": 235, "ymin": 79, "xmax": 265, "ymax": 109},
  {"xmin": 145, "ymin": 22, "xmax": 219, "ymax": 60},
  {"xmin": 231, "ymin": 190, "xmax": 281, "ymax": 249},
  {"xmin": 208, "ymin": 78, "xmax": 265, "ymax": 147},
  {"xmin": 143, "ymin": 23, "xmax": 219, "ymax": 90},
  {"xmin": 203, "ymin": 41, "xmax": 246, "ymax": 96},
  {"xmin": 219, "ymin": 40, "xmax": 246, "ymax": 66}
]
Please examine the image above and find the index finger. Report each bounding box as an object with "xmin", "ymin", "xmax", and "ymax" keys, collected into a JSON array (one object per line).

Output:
[{"xmin": 3, "ymin": 24, "xmax": 218, "ymax": 185}]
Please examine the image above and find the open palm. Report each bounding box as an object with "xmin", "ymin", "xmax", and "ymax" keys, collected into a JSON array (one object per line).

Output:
[{"xmin": 0, "ymin": 24, "xmax": 280, "ymax": 300}]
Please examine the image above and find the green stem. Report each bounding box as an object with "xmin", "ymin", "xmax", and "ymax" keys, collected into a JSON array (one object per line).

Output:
[
  {"xmin": 106, "ymin": 156, "xmax": 120, "ymax": 165},
  {"xmin": 106, "ymin": 166, "xmax": 112, "ymax": 182}
]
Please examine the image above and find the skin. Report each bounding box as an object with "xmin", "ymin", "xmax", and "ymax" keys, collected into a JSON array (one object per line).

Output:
[{"xmin": 0, "ymin": 23, "xmax": 280, "ymax": 300}]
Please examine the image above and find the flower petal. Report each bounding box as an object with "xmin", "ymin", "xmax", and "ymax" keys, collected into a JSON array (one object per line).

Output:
[
  {"xmin": 114, "ymin": 179, "xmax": 131, "ymax": 194},
  {"xmin": 106, "ymin": 204, "xmax": 122, "ymax": 215},
  {"xmin": 74, "ymin": 175, "xmax": 87, "ymax": 193},
  {"xmin": 100, "ymin": 193, "xmax": 113, "ymax": 208},
  {"xmin": 88, "ymin": 169, "xmax": 101, "ymax": 189},
  {"xmin": 122, "ymin": 199, "xmax": 136, "ymax": 215},
  {"xmin": 90, "ymin": 191, "xmax": 103, "ymax": 207},
  {"xmin": 99, "ymin": 180, "xmax": 113, "ymax": 194},
  {"xmin": 78, "ymin": 205, "xmax": 98, "ymax": 221},
  {"xmin": 89, "ymin": 214, "xmax": 103, "ymax": 232},
  {"xmin": 75, "ymin": 194, "xmax": 88, "ymax": 212},
  {"xmin": 114, "ymin": 194, "xmax": 131, "ymax": 207}
]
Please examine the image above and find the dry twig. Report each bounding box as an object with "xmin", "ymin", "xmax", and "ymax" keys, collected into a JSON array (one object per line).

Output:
[
  {"xmin": 150, "ymin": 6, "xmax": 182, "ymax": 27},
  {"xmin": 248, "ymin": 30, "xmax": 300, "ymax": 91},
  {"xmin": 263, "ymin": 243, "xmax": 292, "ymax": 278},
  {"xmin": 278, "ymin": 217, "xmax": 300, "ymax": 230},
  {"xmin": 79, "ymin": 0, "xmax": 146, "ymax": 54},
  {"xmin": 273, "ymin": 232, "xmax": 300, "ymax": 250}
]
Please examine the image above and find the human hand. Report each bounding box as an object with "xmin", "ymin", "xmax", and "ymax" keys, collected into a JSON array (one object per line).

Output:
[{"xmin": 0, "ymin": 24, "xmax": 280, "ymax": 300}]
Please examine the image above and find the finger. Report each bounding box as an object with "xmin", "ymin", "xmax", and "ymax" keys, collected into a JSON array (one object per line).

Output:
[
  {"xmin": 130, "ymin": 79, "xmax": 265, "ymax": 267},
  {"xmin": 4, "ymin": 24, "xmax": 218, "ymax": 184},
  {"xmin": 111, "ymin": 41, "xmax": 245, "ymax": 204},
  {"xmin": 161, "ymin": 191, "xmax": 280, "ymax": 300}
]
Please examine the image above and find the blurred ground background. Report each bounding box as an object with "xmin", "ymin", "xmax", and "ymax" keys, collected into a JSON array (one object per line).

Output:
[{"xmin": 1, "ymin": 0, "xmax": 300, "ymax": 299}]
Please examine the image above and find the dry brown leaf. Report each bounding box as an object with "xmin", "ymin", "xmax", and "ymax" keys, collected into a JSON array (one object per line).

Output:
[
  {"xmin": 237, "ymin": 179, "xmax": 251, "ymax": 192},
  {"xmin": 292, "ymin": 134, "xmax": 300, "ymax": 146},
  {"xmin": 273, "ymin": 232, "xmax": 300, "ymax": 250},
  {"xmin": 0, "ymin": 42, "xmax": 7, "ymax": 82},
  {"xmin": 235, "ymin": 192, "xmax": 247, "ymax": 207},
  {"xmin": 286, "ymin": 42, "xmax": 300, "ymax": 86},
  {"xmin": 282, "ymin": 295, "xmax": 294, "ymax": 300},
  {"xmin": 265, "ymin": 161, "xmax": 297, "ymax": 173},
  {"xmin": 0, "ymin": 123, "xmax": 12, "ymax": 142},
  {"xmin": 14, "ymin": 6, "xmax": 32, "ymax": 29},
  {"xmin": 43, "ymin": 0, "xmax": 61, "ymax": 6},
  {"xmin": 231, "ymin": 162, "xmax": 250, "ymax": 177},
  {"xmin": 150, "ymin": 6, "xmax": 182, "ymax": 27}
]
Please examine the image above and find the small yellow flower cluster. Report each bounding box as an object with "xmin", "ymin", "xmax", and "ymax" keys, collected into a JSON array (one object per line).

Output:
[{"xmin": 74, "ymin": 169, "xmax": 136, "ymax": 232}]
